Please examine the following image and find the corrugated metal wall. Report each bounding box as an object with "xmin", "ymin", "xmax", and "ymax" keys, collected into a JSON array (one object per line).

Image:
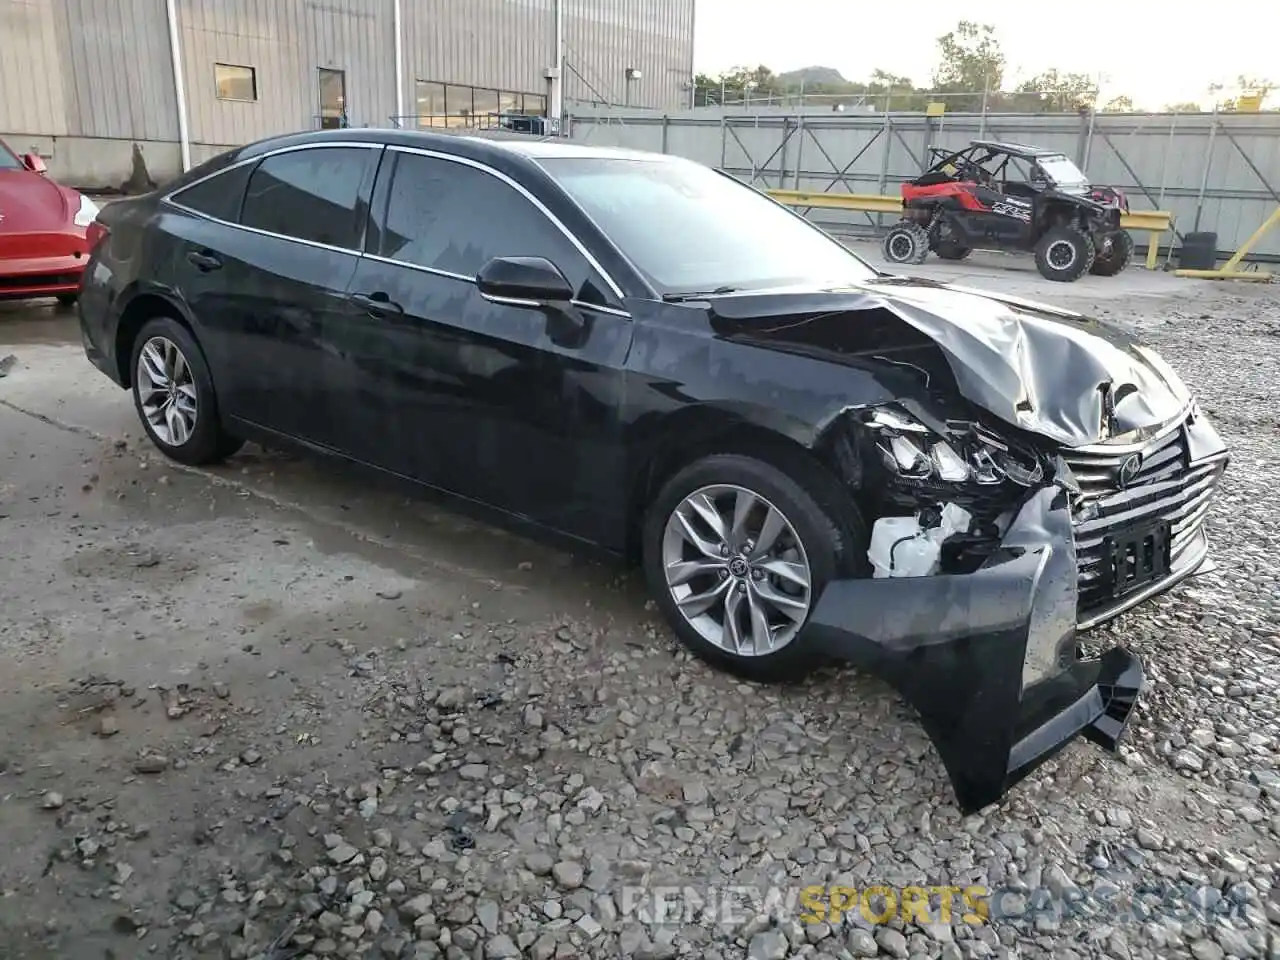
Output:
[
  {"xmin": 401, "ymin": 0, "xmax": 693, "ymax": 118},
  {"xmin": 0, "ymin": 0, "xmax": 71, "ymax": 135},
  {"xmin": 569, "ymin": 108, "xmax": 1280, "ymax": 259},
  {"xmin": 2, "ymin": 0, "xmax": 693, "ymax": 142},
  {"xmin": 56, "ymin": 0, "xmax": 178, "ymax": 141},
  {"xmin": 179, "ymin": 0, "xmax": 396, "ymax": 149},
  {"xmin": 562, "ymin": 0, "xmax": 694, "ymax": 109},
  {"xmin": 403, "ymin": 0, "xmax": 550, "ymax": 107},
  {"xmin": 0, "ymin": 0, "xmax": 176, "ymax": 140}
]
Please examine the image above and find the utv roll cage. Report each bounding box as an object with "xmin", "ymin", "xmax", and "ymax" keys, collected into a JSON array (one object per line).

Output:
[{"xmin": 919, "ymin": 141, "xmax": 1074, "ymax": 189}]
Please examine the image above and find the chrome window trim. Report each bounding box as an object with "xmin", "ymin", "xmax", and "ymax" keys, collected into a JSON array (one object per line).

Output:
[
  {"xmin": 362, "ymin": 251, "xmax": 472, "ymax": 283},
  {"xmin": 160, "ymin": 139, "xmax": 633, "ymax": 319},
  {"xmin": 479, "ymin": 292, "xmax": 543, "ymax": 308},
  {"xmin": 163, "ymin": 140, "xmax": 382, "ymax": 256}
]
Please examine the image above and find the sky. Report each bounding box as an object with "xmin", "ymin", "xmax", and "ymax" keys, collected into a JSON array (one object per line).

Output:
[{"xmin": 692, "ymin": 0, "xmax": 1275, "ymax": 110}]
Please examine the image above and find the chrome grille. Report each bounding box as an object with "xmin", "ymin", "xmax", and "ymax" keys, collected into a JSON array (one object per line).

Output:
[{"xmin": 1062, "ymin": 413, "xmax": 1227, "ymax": 623}]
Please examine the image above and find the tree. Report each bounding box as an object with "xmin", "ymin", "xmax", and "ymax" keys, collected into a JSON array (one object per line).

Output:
[
  {"xmin": 932, "ymin": 21, "xmax": 1005, "ymax": 110},
  {"xmin": 692, "ymin": 66, "xmax": 782, "ymax": 105},
  {"xmin": 1102, "ymin": 95, "xmax": 1135, "ymax": 113},
  {"xmin": 1165, "ymin": 102, "xmax": 1204, "ymax": 113},
  {"xmin": 1011, "ymin": 70, "xmax": 1098, "ymax": 112}
]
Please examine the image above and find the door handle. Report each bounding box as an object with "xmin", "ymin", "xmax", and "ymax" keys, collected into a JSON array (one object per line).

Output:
[
  {"xmin": 349, "ymin": 291, "xmax": 403, "ymax": 317},
  {"xmin": 186, "ymin": 250, "xmax": 222, "ymax": 272}
]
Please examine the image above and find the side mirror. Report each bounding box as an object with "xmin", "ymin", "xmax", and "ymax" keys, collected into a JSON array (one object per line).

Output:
[
  {"xmin": 476, "ymin": 256, "xmax": 573, "ymax": 306},
  {"xmin": 21, "ymin": 153, "xmax": 47, "ymax": 174}
]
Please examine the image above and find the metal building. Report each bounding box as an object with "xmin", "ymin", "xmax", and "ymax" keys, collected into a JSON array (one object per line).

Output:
[{"xmin": 0, "ymin": 0, "xmax": 695, "ymax": 189}]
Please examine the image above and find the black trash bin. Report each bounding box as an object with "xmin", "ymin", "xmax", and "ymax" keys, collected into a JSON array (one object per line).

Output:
[{"xmin": 1179, "ymin": 232, "xmax": 1218, "ymax": 270}]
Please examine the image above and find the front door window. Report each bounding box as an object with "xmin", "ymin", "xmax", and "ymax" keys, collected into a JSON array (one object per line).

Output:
[{"xmin": 319, "ymin": 68, "xmax": 347, "ymax": 129}]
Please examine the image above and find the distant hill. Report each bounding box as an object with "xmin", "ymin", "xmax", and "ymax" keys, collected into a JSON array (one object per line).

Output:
[{"xmin": 775, "ymin": 66, "xmax": 848, "ymax": 90}]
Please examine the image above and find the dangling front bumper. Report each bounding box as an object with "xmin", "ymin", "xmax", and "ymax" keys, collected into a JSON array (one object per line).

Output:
[{"xmin": 805, "ymin": 485, "xmax": 1156, "ymax": 813}]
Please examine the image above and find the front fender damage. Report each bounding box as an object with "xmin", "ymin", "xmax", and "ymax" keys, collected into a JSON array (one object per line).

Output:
[{"xmin": 805, "ymin": 485, "xmax": 1145, "ymax": 813}]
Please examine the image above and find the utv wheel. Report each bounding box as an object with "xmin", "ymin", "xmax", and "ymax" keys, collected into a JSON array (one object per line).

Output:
[
  {"xmin": 1089, "ymin": 229, "xmax": 1134, "ymax": 276},
  {"xmin": 56, "ymin": 294, "xmax": 79, "ymax": 308},
  {"xmin": 1034, "ymin": 226, "xmax": 1095, "ymax": 282},
  {"xmin": 933, "ymin": 239, "xmax": 972, "ymax": 261},
  {"xmin": 881, "ymin": 221, "xmax": 930, "ymax": 266},
  {"xmin": 642, "ymin": 453, "xmax": 866, "ymax": 682},
  {"xmin": 130, "ymin": 316, "xmax": 244, "ymax": 466}
]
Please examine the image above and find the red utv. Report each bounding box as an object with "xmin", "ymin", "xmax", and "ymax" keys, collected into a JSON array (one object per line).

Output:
[{"xmin": 881, "ymin": 140, "xmax": 1132, "ymax": 282}]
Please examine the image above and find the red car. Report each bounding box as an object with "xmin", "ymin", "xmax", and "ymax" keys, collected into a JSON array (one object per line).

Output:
[{"xmin": 0, "ymin": 138, "xmax": 105, "ymax": 306}]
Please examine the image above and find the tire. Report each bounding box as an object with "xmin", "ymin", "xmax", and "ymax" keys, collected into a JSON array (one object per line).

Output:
[
  {"xmin": 641, "ymin": 452, "xmax": 866, "ymax": 683},
  {"xmin": 56, "ymin": 294, "xmax": 78, "ymax": 308},
  {"xmin": 881, "ymin": 220, "xmax": 930, "ymax": 266},
  {"xmin": 1033, "ymin": 226, "xmax": 1095, "ymax": 282},
  {"xmin": 129, "ymin": 316, "xmax": 244, "ymax": 465},
  {"xmin": 933, "ymin": 239, "xmax": 972, "ymax": 261},
  {"xmin": 1089, "ymin": 229, "xmax": 1134, "ymax": 276}
]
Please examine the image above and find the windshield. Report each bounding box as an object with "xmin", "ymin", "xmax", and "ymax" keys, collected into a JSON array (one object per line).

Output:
[
  {"xmin": 0, "ymin": 143, "xmax": 22, "ymax": 171},
  {"xmin": 538, "ymin": 157, "xmax": 878, "ymax": 296},
  {"xmin": 1034, "ymin": 154, "xmax": 1088, "ymax": 188}
]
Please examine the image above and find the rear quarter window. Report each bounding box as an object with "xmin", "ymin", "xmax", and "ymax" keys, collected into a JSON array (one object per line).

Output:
[{"xmin": 169, "ymin": 162, "xmax": 254, "ymax": 222}]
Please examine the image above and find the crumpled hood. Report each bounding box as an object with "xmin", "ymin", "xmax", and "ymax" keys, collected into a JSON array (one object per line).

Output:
[{"xmin": 706, "ymin": 277, "xmax": 1192, "ymax": 447}]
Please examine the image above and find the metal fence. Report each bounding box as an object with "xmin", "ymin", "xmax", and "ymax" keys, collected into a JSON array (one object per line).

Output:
[{"xmin": 566, "ymin": 107, "xmax": 1280, "ymax": 260}]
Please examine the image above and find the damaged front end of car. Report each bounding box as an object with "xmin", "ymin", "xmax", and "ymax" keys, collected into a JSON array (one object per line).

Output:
[{"xmin": 810, "ymin": 401, "xmax": 1148, "ymax": 813}]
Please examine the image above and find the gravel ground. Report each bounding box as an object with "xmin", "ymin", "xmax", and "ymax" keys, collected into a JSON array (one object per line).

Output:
[{"xmin": 0, "ymin": 275, "xmax": 1278, "ymax": 960}]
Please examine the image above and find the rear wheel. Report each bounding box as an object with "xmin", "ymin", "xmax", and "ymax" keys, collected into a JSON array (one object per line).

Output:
[
  {"xmin": 1089, "ymin": 229, "xmax": 1134, "ymax": 276},
  {"xmin": 642, "ymin": 453, "xmax": 865, "ymax": 682},
  {"xmin": 933, "ymin": 239, "xmax": 972, "ymax": 261},
  {"xmin": 881, "ymin": 220, "xmax": 930, "ymax": 266},
  {"xmin": 56, "ymin": 294, "xmax": 78, "ymax": 308},
  {"xmin": 1034, "ymin": 226, "xmax": 1095, "ymax": 282},
  {"xmin": 130, "ymin": 316, "xmax": 244, "ymax": 466}
]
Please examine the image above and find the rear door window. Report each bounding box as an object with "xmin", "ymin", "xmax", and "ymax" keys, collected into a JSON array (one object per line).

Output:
[{"xmin": 240, "ymin": 146, "xmax": 376, "ymax": 249}]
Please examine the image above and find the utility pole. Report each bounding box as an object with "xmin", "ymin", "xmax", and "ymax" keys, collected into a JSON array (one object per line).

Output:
[{"xmin": 547, "ymin": 0, "xmax": 564, "ymax": 129}]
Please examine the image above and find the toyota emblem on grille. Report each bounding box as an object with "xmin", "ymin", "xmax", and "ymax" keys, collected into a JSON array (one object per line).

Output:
[{"xmin": 1116, "ymin": 453, "xmax": 1143, "ymax": 488}]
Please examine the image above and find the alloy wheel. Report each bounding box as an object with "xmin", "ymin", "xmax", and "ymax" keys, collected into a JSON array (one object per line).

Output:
[
  {"xmin": 888, "ymin": 233, "xmax": 914, "ymax": 261},
  {"xmin": 137, "ymin": 335, "xmax": 198, "ymax": 446},
  {"xmin": 1047, "ymin": 239, "xmax": 1077, "ymax": 271},
  {"xmin": 660, "ymin": 484, "xmax": 813, "ymax": 656}
]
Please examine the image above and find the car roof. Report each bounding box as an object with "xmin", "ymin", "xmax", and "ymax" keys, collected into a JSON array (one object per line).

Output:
[
  {"xmin": 968, "ymin": 140, "xmax": 1068, "ymax": 160},
  {"xmin": 235, "ymin": 126, "xmax": 675, "ymax": 164}
]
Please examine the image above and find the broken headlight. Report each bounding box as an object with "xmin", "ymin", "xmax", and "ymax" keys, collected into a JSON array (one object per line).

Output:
[{"xmin": 862, "ymin": 405, "xmax": 1045, "ymax": 487}]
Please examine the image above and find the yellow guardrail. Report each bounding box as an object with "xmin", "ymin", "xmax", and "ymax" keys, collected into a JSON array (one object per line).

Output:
[{"xmin": 767, "ymin": 189, "xmax": 1175, "ymax": 271}]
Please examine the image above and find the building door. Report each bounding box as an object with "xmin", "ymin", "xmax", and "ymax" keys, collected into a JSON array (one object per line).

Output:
[{"xmin": 318, "ymin": 68, "xmax": 347, "ymax": 128}]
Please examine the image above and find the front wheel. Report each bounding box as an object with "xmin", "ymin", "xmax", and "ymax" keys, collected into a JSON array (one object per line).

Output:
[
  {"xmin": 1089, "ymin": 229, "xmax": 1134, "ymax": 276},
  {"xmin": 1034, "ymin": 226, "xmax": 1095, "ymax": 282},
  {"xmin": 56, "ymin": 294, "xmax": 78, "ymax": 308},
  {"xmin": 642, "ymin": 453, "xmax": 865, "ymax": 682},
  {"xmin": 130, "ymin": 316, "xmax": 244, "ymax": 465},
  {"xmin": 881, "ymin": 220, "xmax": 930, "ymax": 266}
]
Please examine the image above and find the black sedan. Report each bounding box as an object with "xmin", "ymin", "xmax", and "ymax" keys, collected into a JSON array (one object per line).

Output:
[{"xmin": 77, "ymin": 128, "xmax": 1229, "ymax": 812}]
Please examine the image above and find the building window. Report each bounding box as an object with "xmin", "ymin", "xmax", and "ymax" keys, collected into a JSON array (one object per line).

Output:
[
  {"xmin": 215, "ymin": 63, "xmax": 257, "ymax": 102},
  {"xmin": 472, "ymin": 88, "xmax": 500, "ymax": 123},
  {"xmin": 415, "ymin": 80, "xmax": 445, "ymax": 128},
  {"xmin": 414, "ymin": 80, "xmax": 548, "ymax": 128},
  {"xmin": 318, "ymin": 68, "xmax": 347, "ymax": 129},
  {"xmin": 443, "ymin": 85, "xmax": 473, "ymax": 127}
]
